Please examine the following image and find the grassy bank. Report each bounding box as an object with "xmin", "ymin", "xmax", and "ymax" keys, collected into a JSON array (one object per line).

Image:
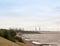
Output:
[{"xmin": 0, "ymin": 37, "xmax": 24, "ymax": 46}]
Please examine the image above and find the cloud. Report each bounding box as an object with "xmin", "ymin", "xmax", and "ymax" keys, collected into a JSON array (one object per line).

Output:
[{"xmin": 0, "ymin": 0, "xmax": 60, "ymax": 31}]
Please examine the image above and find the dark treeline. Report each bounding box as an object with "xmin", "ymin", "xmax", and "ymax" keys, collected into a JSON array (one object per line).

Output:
[{"xmin": 0, "ymin": 29, "xmax": 23, "ymax": 43}]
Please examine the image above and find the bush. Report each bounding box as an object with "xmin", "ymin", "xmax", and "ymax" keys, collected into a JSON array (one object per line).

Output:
[
  {"xmin": 0, "ymin": 29, "xmax": 16, "ymax": 42},
  {"xmin": 0, "ymin": 29, "xmax": 7, "ymax": 37},
  {"xmin": 0, "ymin": 29, "xmax": 23, "ymax": 43},
  {"xmin": 15, "ymin": 36, "xmax": 24, "ymax": 43}
]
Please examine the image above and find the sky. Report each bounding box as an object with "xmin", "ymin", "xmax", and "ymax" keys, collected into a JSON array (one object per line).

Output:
[{"xmin": 0, "ymin": 0, "xmax": 60, "ymax": 31}]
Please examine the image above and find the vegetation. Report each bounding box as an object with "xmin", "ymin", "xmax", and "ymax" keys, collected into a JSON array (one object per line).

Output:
[
  {"xmin": 15, "ymin": 36, "xmax": 24, "ymax": 43},
  {"xmin": 0, "ymin": 37, "xmax": 23, "ymax": 46},
  {"xmin": 0, "ymin": 29, "xmax": 23, "ymax": 43}
]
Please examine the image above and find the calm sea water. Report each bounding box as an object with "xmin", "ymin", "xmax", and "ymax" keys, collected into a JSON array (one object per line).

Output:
[{"xmin": 22, "ymin": 34, "xmax": 60, "ymax": 43}]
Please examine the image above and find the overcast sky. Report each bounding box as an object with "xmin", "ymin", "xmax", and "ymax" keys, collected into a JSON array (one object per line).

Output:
[{"xmin": 0, "ymin": 0, "xmax": 60, "ymax": 31}]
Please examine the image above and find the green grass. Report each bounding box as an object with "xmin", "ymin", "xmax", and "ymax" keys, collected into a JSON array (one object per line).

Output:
[{"xmin": 0, "ymin": 37, "xmax": 24, "ymax": 46}]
